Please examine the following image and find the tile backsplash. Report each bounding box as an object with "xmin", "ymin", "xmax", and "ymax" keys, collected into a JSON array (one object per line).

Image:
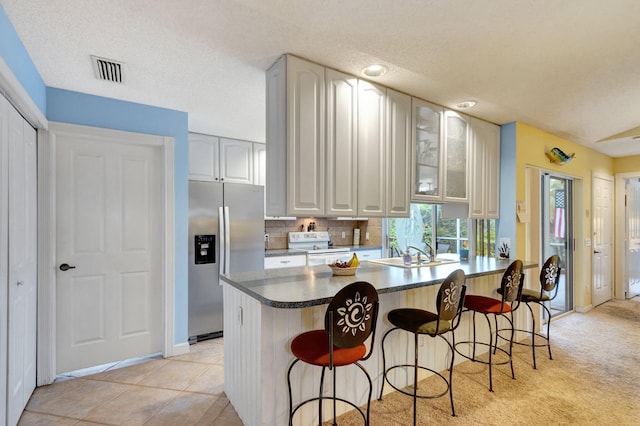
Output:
[{"xmin": 265, "ymin": 217, "xmax": 382, "ymax": 250}]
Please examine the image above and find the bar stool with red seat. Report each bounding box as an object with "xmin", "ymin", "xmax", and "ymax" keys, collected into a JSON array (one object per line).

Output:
[
  {"xmin": 454, "ymin": 259, "xmax": 524, "ymax": 392},
  {"xmin": 287, "ymin": 281, "xmax": 379, "ymax": 426}
]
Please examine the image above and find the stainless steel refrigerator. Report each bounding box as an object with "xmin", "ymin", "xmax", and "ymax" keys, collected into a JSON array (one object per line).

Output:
[{"xmin": 188, "ymin": 181, "xmax": 264, "ymax": 343}]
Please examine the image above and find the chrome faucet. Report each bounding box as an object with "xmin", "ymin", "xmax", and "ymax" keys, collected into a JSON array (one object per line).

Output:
[{"xmin": 407, "ymin": 244, "xmax": 435, "ymax": 262}]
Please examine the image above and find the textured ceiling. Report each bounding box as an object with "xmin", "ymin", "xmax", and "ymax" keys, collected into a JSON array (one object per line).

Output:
[{"xmin": 3, "ymin": 0, "xmax": 640, "ymax": 157}]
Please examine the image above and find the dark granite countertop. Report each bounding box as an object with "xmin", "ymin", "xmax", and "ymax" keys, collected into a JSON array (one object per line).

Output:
[{"xmin": 221, "ymin": 257, "xmax": 538, "ymax": 309}]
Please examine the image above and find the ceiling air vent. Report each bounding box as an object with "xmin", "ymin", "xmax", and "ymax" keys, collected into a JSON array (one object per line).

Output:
[{"xmin": 91, "ymin": 55, "xmax": 125, "ymax": 83}]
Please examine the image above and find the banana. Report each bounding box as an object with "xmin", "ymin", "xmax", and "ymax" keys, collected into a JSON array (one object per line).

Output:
[{"xmin": 347, "ymin": 253, "xmax": 359, "ymax": 267}]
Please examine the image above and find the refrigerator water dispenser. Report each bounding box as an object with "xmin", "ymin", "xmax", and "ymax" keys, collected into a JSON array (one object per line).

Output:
[{"xmin": 194, "ymin": 235, "xmax": 215, "ymax": 264}]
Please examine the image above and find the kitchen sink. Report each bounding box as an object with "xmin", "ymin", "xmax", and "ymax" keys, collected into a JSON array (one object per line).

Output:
[{"xmin": 368, "ymin": 256, "xmax": 459, "ymax": 269}]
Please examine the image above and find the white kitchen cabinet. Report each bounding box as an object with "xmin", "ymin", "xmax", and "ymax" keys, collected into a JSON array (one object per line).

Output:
[
  {"xmin": 266, "ymin": 54, "xmax": 410, "ymax": 218},
  {"xmin": 325, "ymin": 68, "xmax": 358, "ymax": 216},
  {"xmin": 264, "ymin": 254, "xmax": 306, "ymax": 269},
  {"xmin": 411, "ymin": 103, "xmax": 470, "ymax": 204},
  {"xmin": 357, "ymin": 80, "xmax": 386, "ymax": 217},
  {"xmin": 266, "ymin": 55, "xmax": 325, "ymax": 217},
  {"xmin": 443, "ymin": 110, "xmax": 469, "ymax": 202},
  {"xmin": 219, "ymin": 137, "xmax": 253, "ymax": 184},
  {"xmin": 385, "ymin": 89, "xmax": 412, "ymax": 217},
  {"xmin": 352, "ymin": 248, "xmax": 382, "ymax": 261},
  {"xmin": 469, "ymin": 117, "xmax": 501, "ymax": 218},
  {"xmin": 253, "ymin": 142, "xmax": 266, "ymax": 186},
  {"xmin": 411, "ymin": 98, "xmax": 443, "ymax": 202},
  {"xmin": 188, "ymin": 133, "xmax": 219, "ymax": 181},
  {"xmin": 188, "ymin": 133, "xmax": 254, "ymax": 184}
]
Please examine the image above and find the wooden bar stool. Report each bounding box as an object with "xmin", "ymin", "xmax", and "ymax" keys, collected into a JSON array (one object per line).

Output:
[
  {"xmin": 499, "ymin": 255, "xmax": 561, "ymax": 369},
  {"xmin": 287, "ymin": 281, "xmax": 379, "ymax": 426},
  {"xmin": 454, "ymin": 260, "xmax": 524, "ymax": 392},
  {"xmin": 378, "ymin": 269, "xmax": 467, "ymax": 424}
]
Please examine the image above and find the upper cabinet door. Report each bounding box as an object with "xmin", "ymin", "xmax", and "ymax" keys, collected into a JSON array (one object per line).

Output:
[
  {"xmin": 287, "ymin": 56, "xmax": 325, "ymax": 215},
  {"xmin": 386, "ymin": 89, "xmax": 411, "ymax": 217},
  {"xmin": 443, "ymin": 110, "xmax": 469, "ymax": 202},
  {"xmin": 188, "ymin": 133, "xmax": 219, "ymax": 181},
  {"xmin": 219, "ymin": 138, "xmax": 253, "ymax": 184},
  {"xmin": 411, "ymin": 98, "xmax": 443, "ymax": 202},
  {"xmin": 357, "ymin": 80, "xmax": 386, "ymax": 217},
  {"xmin": 468, "ymin": 118, "xmax": 501, "ymax": 218},
  {"xmin": 253, "ymin": 143, "xmax": 266, "ymax": 186},
  {"xmin": 325, "ymin": 68, "xmax": 358, "ymax": 216},
  {"xmin": 484, "ymin": 122, "xmax": 501, "ymax": 218}
]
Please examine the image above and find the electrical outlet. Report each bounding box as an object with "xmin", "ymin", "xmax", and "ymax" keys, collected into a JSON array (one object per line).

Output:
[
  {"xmin": 341, "ymin": 231, "xmax": 346, "ymax": 238},
  {"xmin": 365, "ymin": 232, "xmax": 370, "ymax": 240}
]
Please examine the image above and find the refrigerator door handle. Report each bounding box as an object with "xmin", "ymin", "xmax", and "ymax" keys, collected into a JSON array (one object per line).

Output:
[
  {"xmin": 219, "ymin": 206, "xmax": 226, "ymax": 275},
  {"xmin": 223, "ymin": 205, "xmax": 231, "ymax": 275}
]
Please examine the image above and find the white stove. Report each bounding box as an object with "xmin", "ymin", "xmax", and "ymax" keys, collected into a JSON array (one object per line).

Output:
[{"xmin": 288, "ymin": 231, "xmax": 350, "ymax": 265}]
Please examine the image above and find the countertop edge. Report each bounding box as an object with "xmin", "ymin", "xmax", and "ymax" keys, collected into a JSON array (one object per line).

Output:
[{"xmin": 221, "ymin": 258, "xmax": 538, "ymax": 309}]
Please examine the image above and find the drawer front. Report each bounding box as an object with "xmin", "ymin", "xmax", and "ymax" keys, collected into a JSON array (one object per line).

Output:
[{"xmin": 264, "ymin": 255, "xmax": 306, "ymax": 269}]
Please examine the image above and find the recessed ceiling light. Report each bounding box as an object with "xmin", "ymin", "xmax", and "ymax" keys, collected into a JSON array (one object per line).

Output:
[
  {"xmin": 362, "ymin": 64, "xmax": 388, "ymax": 77},
  {"xmin": 455, "ymin": 100, "xmax": 477, "ymax": 109}
]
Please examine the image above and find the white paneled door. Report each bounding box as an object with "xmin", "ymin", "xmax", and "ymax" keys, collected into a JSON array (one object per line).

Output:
[
  {"xmin": 55, "ymin": 126, "xmax": 163, "ymax": 373},
  {"xmin": 592, "ymin": 175, "xmax": 614, "ymax": 306},
  {"xmin": 3, "ymin": 94, "xmax": 37, "ymax": 426}
]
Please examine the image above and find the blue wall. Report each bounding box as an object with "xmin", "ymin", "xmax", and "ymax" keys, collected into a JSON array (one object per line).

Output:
[
  {"xmin": 0, "ymin": 4, "xmax": 46, "ymax": 114},
  {"xmin": 47, "ymin": 88, "xmax": 189, "ymax": 345},
  {"xmin": 1, "ymin": 5, "xmax": 189, "ymax": 346},
  {"xmin": 499, "ymin": 122, "xmax": 517, "ymax": 257}
]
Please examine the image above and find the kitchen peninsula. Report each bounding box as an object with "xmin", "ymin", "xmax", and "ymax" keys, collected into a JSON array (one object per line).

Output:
[{"xmin": 220, "ymin": 257, "xmax": 538, "ymax": 426}]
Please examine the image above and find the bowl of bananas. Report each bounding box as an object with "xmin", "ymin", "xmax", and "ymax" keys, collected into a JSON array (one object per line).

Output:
[{"xmin": 328, "ymin": 253, "xmax": 360, "ymax": 276}]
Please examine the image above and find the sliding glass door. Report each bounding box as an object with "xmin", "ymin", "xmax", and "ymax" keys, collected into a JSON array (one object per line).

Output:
[{"xmin": 541, "ymin": 174, "xmax": 574, "ymax": 316}]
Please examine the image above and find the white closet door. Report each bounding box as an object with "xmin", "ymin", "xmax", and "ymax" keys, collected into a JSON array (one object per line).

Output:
[
  {"xmin": 0, "ymin": 92, "xmax": 9, "ymax": 426},
  {"xmin": 6, "ymin": 96, "xmax": 37, "ymax": 426}
]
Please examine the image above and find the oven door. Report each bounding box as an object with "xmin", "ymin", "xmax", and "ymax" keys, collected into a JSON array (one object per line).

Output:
[{"xmin": 306, "ymin": 250, "xmax": 351, "ymax": 266}]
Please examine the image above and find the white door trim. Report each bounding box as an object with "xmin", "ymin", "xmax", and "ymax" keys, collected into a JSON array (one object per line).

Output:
[
  {"xmin": 0, "ymin": 58, "xmax": 47, "ymax": 130},
  {"xmin": 615, "ymin": 172, "xmax": 640, "ymax": 299},
  {"xmin": 37, "ymin": 122, "xmax": 175, "ymax": 385}
]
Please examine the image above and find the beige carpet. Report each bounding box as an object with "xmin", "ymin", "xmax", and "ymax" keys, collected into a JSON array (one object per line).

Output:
[{"xmin": 328, "ymin": 297, "xmax": 640, "ymax": 425}]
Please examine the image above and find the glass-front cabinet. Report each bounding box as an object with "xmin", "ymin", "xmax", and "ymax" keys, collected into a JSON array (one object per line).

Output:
[
  {"xmin": 411, "ymin": 98, "xmax": 443, "ymax": 201},
  {"xmin": 443, "ymin": 110, "xmax": 469, "ymax": 202}
]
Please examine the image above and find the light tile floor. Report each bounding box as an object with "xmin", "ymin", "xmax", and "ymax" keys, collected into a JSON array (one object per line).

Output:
[{"xmin": 18, "ymin": 338, "xmax": 244, "ymax": 425}]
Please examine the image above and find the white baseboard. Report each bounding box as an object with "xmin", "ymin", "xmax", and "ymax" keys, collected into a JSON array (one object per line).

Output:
[
  {"xmin": 169, "ymin": 342, "xmax": 190, "ymax": 357},
  {"xmin": 576, "ymin": 304, "xmax": 593, "ymax": 313}
]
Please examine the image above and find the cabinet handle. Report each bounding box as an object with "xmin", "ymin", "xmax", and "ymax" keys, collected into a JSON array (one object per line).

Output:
[
  {"xmin": 280, "ymin": 260, "xmax": 291, "ymax": 264},
  {"xmin": 17, "ymin": 281, "xmax": 24, "ymax": 286}
]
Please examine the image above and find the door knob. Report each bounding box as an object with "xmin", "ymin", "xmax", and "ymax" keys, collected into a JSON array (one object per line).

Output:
[
  {"xmin": 59, "ymin": 263, "xmax": 76, "ymax": 271},
  {"xmin": 593, "ymin": 250, "xmax": 601, "ymax": 254}
]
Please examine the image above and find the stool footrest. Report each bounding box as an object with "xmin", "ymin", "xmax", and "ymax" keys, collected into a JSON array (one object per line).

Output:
[
  {"xmin": 291, "ymin": 396, "xmax": 366, "ymax": 425},
  {"xmin": 454, "ymin": 340, "xmax": 512, "ymax": 366},
  {"xmin": 496, "ymin": 327, "xmax": 550, "ymax": 348},
  {"xmin": 382, "ymin": 364, "xmax": 449, "ymax": 400}
]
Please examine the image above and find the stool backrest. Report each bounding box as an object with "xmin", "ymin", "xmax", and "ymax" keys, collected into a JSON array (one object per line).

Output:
[
  {"xmin": 540, "ymin": 255, "xmax": 561, "ymax": 292},
  {"xmin": 437, "ymin": 269, "xmax": 466, "ymax": 322},
  {"xmin": 500, "ymin": 259, "xmax": 524, "ymax": 304},
  {"xmin": 325, "ymin": 281, "xmax": 379, "ymax": 350}
]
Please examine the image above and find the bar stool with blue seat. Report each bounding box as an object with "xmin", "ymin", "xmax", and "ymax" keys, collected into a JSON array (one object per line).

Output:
[
  {"xmin": 378, "ymin": 269, "xmax": 467, "ymax": 424},
  {"xmin": 498, "ymin": 255, "xmax": 561, "ymax": 369},
  {"xmin": 287, "ymin": 281, "xmax": 379, "ymax": 426},
  {"xmin": 454, "ymin": 259, "xmax": 524, "ymax": 392}
]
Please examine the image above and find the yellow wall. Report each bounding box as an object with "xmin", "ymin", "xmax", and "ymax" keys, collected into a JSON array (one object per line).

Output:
[
  {"xmin": 613, "ymin": 155, "xmax": 640, "ymax": 174},
  {"xmin": 515, "ymin": 122, "xmax": 614, "ymax": 309}
]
